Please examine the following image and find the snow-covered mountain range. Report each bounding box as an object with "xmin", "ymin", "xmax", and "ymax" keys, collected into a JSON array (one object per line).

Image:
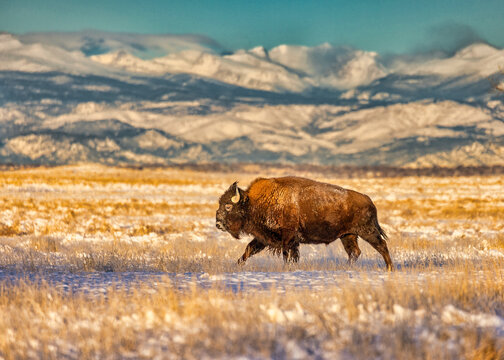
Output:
[{"xmin": 1, "ymin": 31, "xmax": 503, "ymax": 167}]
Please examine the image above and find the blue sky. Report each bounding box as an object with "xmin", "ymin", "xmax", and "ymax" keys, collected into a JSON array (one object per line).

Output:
[{"xmin": 1, "ymin": 0, "xmax": 503, "ymax": 54}]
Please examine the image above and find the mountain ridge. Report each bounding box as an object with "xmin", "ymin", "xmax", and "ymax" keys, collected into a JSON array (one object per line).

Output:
[{"xmin": 0, "ymin": 32, "xmax": 503, "ymax": 167}]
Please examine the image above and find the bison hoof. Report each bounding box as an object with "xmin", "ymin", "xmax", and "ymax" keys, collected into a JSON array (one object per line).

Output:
[{"xmin": 237, "ymin": 257, "xmax": 246, "ymax": 265}]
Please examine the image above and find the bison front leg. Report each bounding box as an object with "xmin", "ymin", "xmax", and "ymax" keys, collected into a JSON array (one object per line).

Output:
[
  {"xmin": 340, "ymin": 234, "xmax": 361, "ymax": 265},
  {"xmin": 282, "ymin": 243, "xmax": 299, "ymax": 263},
  {"xmin": 281, "ymin": 230, "xmax": 298, "ymax": 264},
  {"xmin": 237, "ymin": 238, "xmax": 266, "ymax": 264}
]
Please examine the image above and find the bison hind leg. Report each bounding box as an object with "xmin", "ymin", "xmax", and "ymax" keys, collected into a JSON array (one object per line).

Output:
[
  {"xmin": 359, "ymin": 231, "xmax": 394, "ymax": 271},
  {"xmin": 340, "ymin": 234, "xmax": 361, "ymax": 265}
]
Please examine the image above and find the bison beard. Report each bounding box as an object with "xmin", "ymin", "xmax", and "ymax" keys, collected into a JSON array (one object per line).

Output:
[{"xmin": 216, "ymin": 177, "xmax": 394, "ymax": 271}]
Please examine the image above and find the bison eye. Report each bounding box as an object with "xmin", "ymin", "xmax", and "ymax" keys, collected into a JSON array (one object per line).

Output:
[{"xmin": 225, "ymin": 204, "xmax": 233, "ymax": 211}]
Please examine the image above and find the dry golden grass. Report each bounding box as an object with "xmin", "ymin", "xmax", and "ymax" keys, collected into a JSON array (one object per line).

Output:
[
  {"xmin": 0, "ymin": 265, "xmax": 502, "ymax": 359},
  {"xmin": 0, "ymin": 165, "xmax": 226, "ymax": 187},
  {"xmin": 0, "ymin": 166, "xmax": 503, "ymax": 359},
  {"xmin": 376, "ymin": 197, "xmax": 504, "ymax": 221}
]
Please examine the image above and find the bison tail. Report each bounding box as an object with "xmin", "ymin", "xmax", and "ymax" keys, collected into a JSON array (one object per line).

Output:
[{"xmin": 376, "ymin": 221, "xmax": 388, "ymax": 241}]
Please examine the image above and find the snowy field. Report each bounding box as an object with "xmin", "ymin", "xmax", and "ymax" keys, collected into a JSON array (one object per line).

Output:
[{"xmin": 0, "ymin": 166, "xmax": 503, "ymax": 359}]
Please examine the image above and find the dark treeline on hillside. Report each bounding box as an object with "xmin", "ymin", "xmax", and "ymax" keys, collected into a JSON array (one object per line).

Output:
[
  {"xmin": 170, "ymin": 164, "xmax": 504, "ymax": 178},
  {"xmin": 1, "ymin": 163, "xmax": 503, "ymax": 177}
]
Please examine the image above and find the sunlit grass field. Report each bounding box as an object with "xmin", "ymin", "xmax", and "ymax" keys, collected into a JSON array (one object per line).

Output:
[{"xmin": 0, "ymin": 166, "xmax": 503, "ymax": 359}]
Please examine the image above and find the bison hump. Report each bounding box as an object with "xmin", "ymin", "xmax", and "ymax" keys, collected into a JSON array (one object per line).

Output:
[{"xmin": 247, "ymin": 178, "xmax": 300, "ymax": 230}]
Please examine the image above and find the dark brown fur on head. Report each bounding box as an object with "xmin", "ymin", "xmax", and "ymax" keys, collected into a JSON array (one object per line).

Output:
[{"xmin": 215, "ymin": 182, "xmax": 248, "ymax": 239}]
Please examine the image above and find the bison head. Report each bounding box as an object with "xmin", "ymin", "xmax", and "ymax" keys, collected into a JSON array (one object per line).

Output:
[{"xmin": 216, "ymin": 181, "xmax": 248, "ymax": 239}]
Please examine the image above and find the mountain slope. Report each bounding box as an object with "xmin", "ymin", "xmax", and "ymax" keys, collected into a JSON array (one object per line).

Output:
[{"xmin": 0, "ymin": 32, "xmax": 503, "ymax": 167}]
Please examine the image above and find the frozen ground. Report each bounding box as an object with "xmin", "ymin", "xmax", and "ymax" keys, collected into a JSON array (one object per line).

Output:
[{"xmin": 3, "ymin": 268, "xmax": 493, "ymax": 296}]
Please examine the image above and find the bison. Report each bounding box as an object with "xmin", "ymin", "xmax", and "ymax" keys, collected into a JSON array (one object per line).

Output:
[{"xmin": 216, "ymin": 176, "xmax": 393, "ymax": 271}]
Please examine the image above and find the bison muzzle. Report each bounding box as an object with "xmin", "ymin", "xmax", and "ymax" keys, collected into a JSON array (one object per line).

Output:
[{"xmin": 216, "ymin": 176, "xmax": 393, "ymax": 271}]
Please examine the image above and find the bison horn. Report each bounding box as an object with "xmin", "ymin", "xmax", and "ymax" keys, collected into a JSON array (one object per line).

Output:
[{"xmin": 231, "ymin": 185, "xmax": 240, "ymax": 203}]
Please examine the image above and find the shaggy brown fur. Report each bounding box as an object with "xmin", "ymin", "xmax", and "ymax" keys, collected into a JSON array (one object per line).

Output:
[{"xmin": 216, "ymin": 176, "xmax": 393, "ymax": 270}]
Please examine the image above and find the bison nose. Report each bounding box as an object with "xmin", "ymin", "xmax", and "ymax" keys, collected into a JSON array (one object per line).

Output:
[{"xmin": 216, "ymin": 221, "xmax": 225, "ymax": 231}]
